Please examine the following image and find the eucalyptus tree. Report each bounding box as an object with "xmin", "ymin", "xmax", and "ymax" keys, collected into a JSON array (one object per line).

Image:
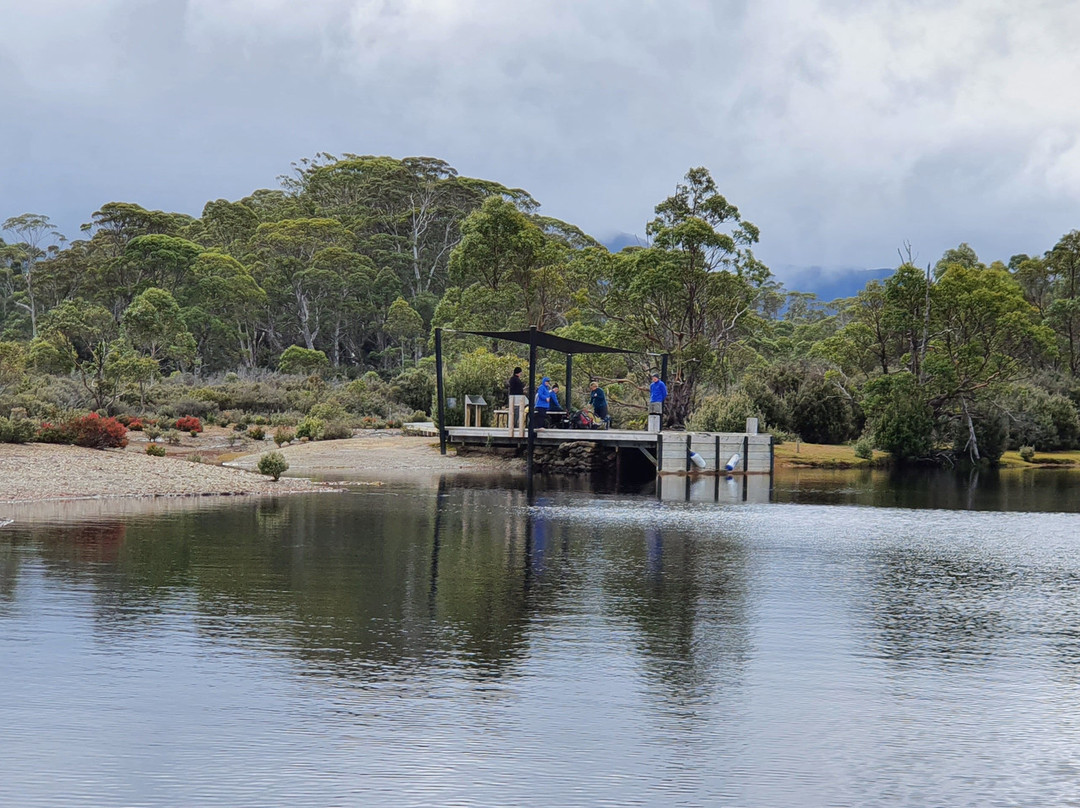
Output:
[
  {"xmin": 579, "ymin": 168, "xmax": 769, "ymax": 424},
  {"xmin": 181, "ymin": 251, "xmax": 267, "ymax": 369},
  {"xmin": 251, "ymin": 218, "xmax": 351, "ymax": 352},
  {"xmin": 2, "ymin": 213, "xmax": 64, "ymax": 337},
  {"xmin": 1045, "ymin": 231, "xmax": 1080, "ymax": 375}
]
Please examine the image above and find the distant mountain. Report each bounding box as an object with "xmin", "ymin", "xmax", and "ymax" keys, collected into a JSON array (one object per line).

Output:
[
  {"xmin": 602, "ymin": 232, "xmax": 646, "ymax": 252},
  {"xmin": 774, "ymin": 266, "xmax": 894, "ymax": 302},
  {"xmin": 598, "ymin": 236, "xmax": 894, "ymax": 302}
]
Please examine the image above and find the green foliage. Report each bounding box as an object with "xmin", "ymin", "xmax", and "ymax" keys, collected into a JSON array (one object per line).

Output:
[
  {"xmin": 686, "ymin": 391, "xmax": 761, "ymax": 433},
  {"xmin": 853, "ymin": 435, "xmax": 874, "ymax": 460},
  {"xmin": 257, "ymin": 451, "xmax": 289, "ymax": 481},
  {"xmin": 295, "ymin": 417, "xmax": 324, "ymax": 441},
  {"xmin": 343, "ymin": 372, "xmax": 394, "ymax": 417},
  {"xmin": 444, "ymin": 349, "xmax": 520, "ymax": 425},
  {"xmin": 791, "ymin": 375, "xmax": 859, "ymax": 444},
  {"xmin": 273, "ymin": 427, "xmax": 295, "ymax": 446},
  {"xmin": 390, "ymin": 367, "xmax": 435, "ymax": 413},
  {"xmin": 278, "ymin": 345, "xmax": 329, "ymax": 376},
  {"xmin": 1019, "ymin": 445, "xmax": 1036, "ymax": 462},
  {"xmin": 246, "ymin": 425, "xmax": 266, "ymax": 441},
  {"xmin": 145, "ymin": 444, "xmax": 167, "ymax": 457},
  {"xmin": 862, "ymin": 373, "xmax": 935, "ymax": 461},
  {"xmin": 0, "ymin": 416, "xmax": 35, "ymax": 443}
]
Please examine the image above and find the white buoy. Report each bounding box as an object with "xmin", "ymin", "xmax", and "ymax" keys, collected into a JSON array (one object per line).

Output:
[
  {"xmin": 725, "ymin": 453, "xmax": 741, "ymax": 472},
  {"xmin": 690, "ymin": 451, "xmax": 706, "ymax": 469}
]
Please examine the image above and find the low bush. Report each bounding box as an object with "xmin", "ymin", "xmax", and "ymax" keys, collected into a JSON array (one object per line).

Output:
[
  {"xmin": 174, "ymin": 416, "xmax": 202, "ymax": 433},
  {"xmin": 166, "ymin": 430, "xmax": 182, "ymax": 446},
  {"xmin": 0, "ymin": 417, "xmax": 36, "ymax": 444},
  {"xmin": 1019, "ymin": 445, "xmax": 1036, "ymax": 462},
  {"xmin": 853, "ymin": 434, "xmax": 874, "ymax": 460},
  {"xmin": 145, "ymin": 444, "xmax": 167, "ymax": 457},
  {"xmin": 69, "ymin": 413, "xmax": 128, "ymax": 449},
  {"xmin": 246, "ymin": 425, "xmax": 266, "ymax": 441},
  {"xmin": 257, "ymin": 451, "xmax": 289, "ymax": 481},
  {"xmin": 295, "ymin": 417, "xmax": 324, "ymax": 441},
  {"xmin": 273, "ymin": 427, "xmax": 295, "ymax": 446},
  {"xmin": 321, "ymin": 421, "xmax": 353, "ymax": 440}
]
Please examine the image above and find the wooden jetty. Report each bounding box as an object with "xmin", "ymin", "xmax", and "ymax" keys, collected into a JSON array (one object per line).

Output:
[{"xmin": 445, "ymin": 426, "xmax": 774, "ymax": 475}]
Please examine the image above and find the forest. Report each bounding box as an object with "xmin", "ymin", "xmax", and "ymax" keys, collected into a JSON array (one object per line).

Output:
[{"xmin": 3, "ymin": 153, "xmax": 1080, "ymax": 465}]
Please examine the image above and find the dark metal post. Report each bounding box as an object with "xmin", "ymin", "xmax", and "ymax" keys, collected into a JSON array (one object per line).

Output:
[
  {"xmin": 565, "ymin": 353, "xmax": 573, "ymax": 413},
  {"xmin": 743, "ymin": 434, "xmax": 749, "ymax": 474},
  {"xmin": 435, "ymin": 327, "xmax": 446, "ymax": 455},
  {"xmin": 526, "ymin": 326, "xmax": 538, "ymax": 478}
]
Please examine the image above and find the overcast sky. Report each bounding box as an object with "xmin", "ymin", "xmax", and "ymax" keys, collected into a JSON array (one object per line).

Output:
[{"xmin": 3, "ymin": 0, "xmax": 1080, "ymax": 277}]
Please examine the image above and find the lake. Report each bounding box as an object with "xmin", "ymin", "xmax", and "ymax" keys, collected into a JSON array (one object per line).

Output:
[{"xmin": 3, "ymin": 468, "xmax": 1080, "ymax": 806}]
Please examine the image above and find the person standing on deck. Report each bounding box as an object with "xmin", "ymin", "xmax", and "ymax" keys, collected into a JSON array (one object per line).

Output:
[
  {"xmin": 648, "ymin": 371, "xmax": 667, "ymax": 430},
  {"xmin": 589, "ymin": 381, "xmax": 610, "ymax": 428},
  {"xmin": 534, "ymin": 376, "xmax": 553, "ymax": 429},
  {"xmin": 508, "ymin": 366, "xmax": 527, "ymax": 437}
]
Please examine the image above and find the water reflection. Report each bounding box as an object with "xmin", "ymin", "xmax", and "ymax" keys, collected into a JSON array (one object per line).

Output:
[{"xmin": 5, "ymin": 483, "xmax": 1080, "ymax": 805}]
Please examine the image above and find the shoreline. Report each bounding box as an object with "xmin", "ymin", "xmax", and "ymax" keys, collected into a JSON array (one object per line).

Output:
[{"xmin": 0, "ymin": 430, "xmax": 522, "ymax": 510}]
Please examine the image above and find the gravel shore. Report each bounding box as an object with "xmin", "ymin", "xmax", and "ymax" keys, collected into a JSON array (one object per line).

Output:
[
  {"xmin": 0, "ymin": 442, "xmax": 324, "ymax": 506},
  {"xmin": 227, "ymin": 431, "xmax": 523, "ymax": 481}
]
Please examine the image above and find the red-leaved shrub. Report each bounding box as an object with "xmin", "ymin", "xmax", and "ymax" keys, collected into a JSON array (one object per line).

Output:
[
  {"xmin": 36, "ymin": 421, "xmax": 76, "ymax": 444},
  {"xmin": 128, "ymin": 418, "xmax": 145, "ymax": 431},
  {"xmin": 70, "ymin": 413, "xmax": 128, "ymax": 449},
  {"xmin": 174, "ymin": 416, "xmax": 202, "ymax": 433}
]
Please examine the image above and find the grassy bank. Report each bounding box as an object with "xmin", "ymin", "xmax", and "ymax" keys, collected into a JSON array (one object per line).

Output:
[{"xmin": 775, "ymin": 441, "xmax": 1080, "ymax": 470}]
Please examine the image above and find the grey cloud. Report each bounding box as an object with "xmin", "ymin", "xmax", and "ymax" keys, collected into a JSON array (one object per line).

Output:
[{"xmin": 2, "ymin": 0, "xmax": 1080, "ymax": 275}]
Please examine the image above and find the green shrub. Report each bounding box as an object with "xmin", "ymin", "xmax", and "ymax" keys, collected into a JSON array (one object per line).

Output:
[
  {"xmin": 257, "ymin": 451, "xmax": 289, "ymax": 481},
  {"xmin": 308, "ymin": 400, "xmax": 349, "ymax": 423},
  {"xmin": 186, "ymin": 454, "xmax": 203, "ymax": 464},
  {"xmin": 0, "ymin": 417, "xmax": 35, "ymax": 444},
  {"xmin": 444, "ymin": 349, "xmax": 520, "ymax": 426},
  {"xmin": 687, "ymin": 391, "xmax": 762, "ymax": 433},
  {"xmin": 295, "ymin": 417, "xmax": 324, "ymax": 441},
  {"xmin": 862, "ymin": 373, "xmax": 934, "ymax": 462},
  {"xmin": 343, "ymin": 372, "xmax": 394, "ymax": 417},
  {"xmin": 853, "ymin": 434, "xmax": 874, "ymax": 460},
  {"xmin": 791, "ymin": 375, "xmax": 859, "ymax": 444},
  {"xmin": 166, "ymin": 430, "xmax": 182, "ymax": 446},
  {"xmin": 320, "ymin": 421, "xmax": 353, "ymax": 440},
  {"xmin": 1019, "ymin": 445, "xmax": 1036, "ymax": 462},
  {"xmin": 273, "ymin": 427, "xmax": 295, "ymax": 447},
  {"xmin": 145, "ymin": 444, "xmax": 167, "ymax": 457},
  {"xmin": 246, "ymin": 425, "xmax": 266, "ymax": 441},
  {"xmin": 390, "ymin": 367, "xmax": 435, "ymax": 413},
  {"xmin": 278, "ymin": 345, "xmax": 329, "ymax": 376}
]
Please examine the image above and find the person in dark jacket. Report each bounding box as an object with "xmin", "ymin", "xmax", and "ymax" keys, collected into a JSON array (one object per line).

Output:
[
  {"xmin": 507, "ymin": 366, "xmax": 527, "ymax": 436},
  {"xmin": 589, "ymin": 381, "xmax": 610, "ymax": 427}
]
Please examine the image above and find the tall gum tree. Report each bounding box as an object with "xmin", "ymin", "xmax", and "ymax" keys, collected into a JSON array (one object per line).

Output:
[{"xmin": 583, "ymin": 167, "xmax": 769, "ymax": 425}]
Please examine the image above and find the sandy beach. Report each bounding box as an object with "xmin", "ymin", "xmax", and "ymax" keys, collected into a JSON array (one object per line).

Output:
[
  {"xmin": 226, "ymin": 430, "xmax": 523, "ymax": 481},
  {"xmin": 0, "ymin": 442, "xmax": 323, "ymax": 505},
  {"xmin": 0, "ymin": 430, "xmax": 520, "ymax": 510}
]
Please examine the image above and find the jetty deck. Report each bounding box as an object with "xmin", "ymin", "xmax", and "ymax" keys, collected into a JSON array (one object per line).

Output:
[{"xmin": 445, "ymin": 426, "xmax": 773, "ymax": 474}]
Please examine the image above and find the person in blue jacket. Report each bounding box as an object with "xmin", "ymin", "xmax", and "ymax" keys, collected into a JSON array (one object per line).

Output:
[
  {"xmin": 534, "ymin": 376, "xmax": 553, "ymax": 428},
  {"xmin": 649, "ymin": 372, "xmax": 668, "ymax": 405}
]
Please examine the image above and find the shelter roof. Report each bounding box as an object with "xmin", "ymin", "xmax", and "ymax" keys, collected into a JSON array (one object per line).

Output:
[{"xmin": 454, "ymin": 329, "xmax": 635, "ymax": 355}]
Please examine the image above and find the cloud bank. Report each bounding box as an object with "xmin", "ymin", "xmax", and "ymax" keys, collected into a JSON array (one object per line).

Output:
[{"xmin": 3, "ymin": 0, "xmax": 1079, "ymax": 274}]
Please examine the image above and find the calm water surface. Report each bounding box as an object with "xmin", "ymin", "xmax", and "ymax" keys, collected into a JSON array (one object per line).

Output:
[{"xmin": 3, "ymin": 471, "xmax": 1080, "ymax": 806}]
